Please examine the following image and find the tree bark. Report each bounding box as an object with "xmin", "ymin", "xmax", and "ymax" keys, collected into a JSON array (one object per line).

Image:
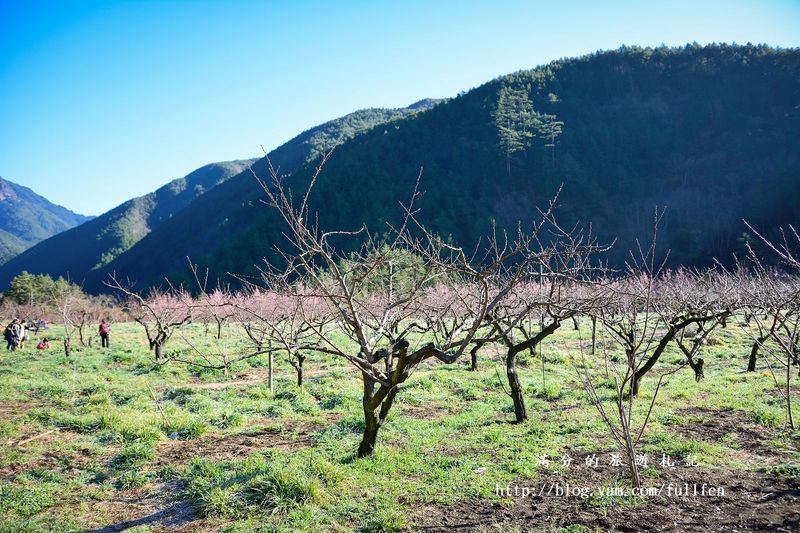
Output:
[
  {"xmin": 357, "ymin": 375, "xmax": 397, "ymax": 458},
  {"xmin": 632, "ymin": 326, "xmax": 679, "ymax": 396},
  {"xmin": 677, "ymin": 340, "xmax": 706, "ymax": 382},
  {"xmin": 747, "ymin": 337, "xmax": 765, "ymax": 372},
  {"xmin": 506, "ymin": 348, "xmax": 527, "ymax": 423},
  {"xmin": 358, "ymin": 406, "xmax": 381, "ymax": 458},
  {"xmin": 630, "ymin": 314, "xmax": 724, "ymax": 396},
  {"xmin": 296, "ymin": 354, "xmax": 305, "ymax": 388},
  {"xmin": 469, "ymin": 341, "xmax": 484, "ymax": 372},
  {"xmin": 690, "ymin": 358, "xmax": 704, "ymax": 381},
  {"xmin": 356, "ymin": 343, "xmax": 407, "ymax": 458}
]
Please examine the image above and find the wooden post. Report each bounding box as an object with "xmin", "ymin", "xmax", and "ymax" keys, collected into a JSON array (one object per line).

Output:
[{"xmin": 268, "ymin": 339, "xmax": 273, "ymax": 393}]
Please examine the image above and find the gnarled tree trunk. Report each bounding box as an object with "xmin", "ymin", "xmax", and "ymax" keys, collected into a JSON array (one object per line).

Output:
[
  {"xmin": 747, "ymin": 336, "xmax": 765, "ymax": 372},
  {"xmin": 469, "ymin": 341, "xmax": 485, "ymax": 372},
  {"xmin": 500, "ymin": 319, "xmax": 561, "ymax": 423},
  {"xmin": 152, "ymin": 341, "xmax": 164, "ymax": 362},
  {"xmin": 506, "ymin": 348, "xmax": 527, "ymax": 423},
  {"xmin": 295, "ymin": 353, "xmax": 305, "ymax": 388},
  {"xmin": 357, "ymin": 374, "xmax": 400, "ymax": 458}
]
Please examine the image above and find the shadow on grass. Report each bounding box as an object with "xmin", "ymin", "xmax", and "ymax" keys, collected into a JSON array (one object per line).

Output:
[{"xmin": 86, "ymin": 500, "xmax": 198, "ymax": 532}]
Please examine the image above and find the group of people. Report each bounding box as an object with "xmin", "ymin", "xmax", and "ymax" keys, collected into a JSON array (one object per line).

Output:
[{"xmin": 3, "ymin": 319, "xmax": 111, "ymax": 351}]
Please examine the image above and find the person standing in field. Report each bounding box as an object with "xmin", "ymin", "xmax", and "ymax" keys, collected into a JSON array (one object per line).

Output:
[
  {"xmin": 99, "ymin": 319, "xmax": 111, "ymax": 348},
  {"xmin": 4, "ymin": 320, "xmax": 16, "ymax": 351},
  {"xmin": 17, "ymin": 320, "xmax": 28, "ymax": 349},
  {"xmin": 11, "ymin": 319, "xmax": 23, "ymax": 350}
]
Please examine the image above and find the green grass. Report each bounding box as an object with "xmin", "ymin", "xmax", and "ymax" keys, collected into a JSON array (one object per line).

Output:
[{"xmin": 0, "ymin": 319, "xmax": 796, "ymax": 530}]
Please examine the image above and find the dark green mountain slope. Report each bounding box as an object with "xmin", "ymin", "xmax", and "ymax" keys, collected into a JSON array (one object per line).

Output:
[
  {"xmin": 85, "ymin": 100, "xmax": 444, "ymax": 290},
  {"xmin": 0, "ymin": 100, "xmax": 443, "ymax": 290},
  {"xmin": 0, "ymin": 177, "xmax": 91, "ymax": 264},
  {"xmin": 0, "ymin": 160, "xmax": 254, "ymax": 284},
  {"xmin": 111, "ymin": 43, "xmax": 798, "ymax": 292}
]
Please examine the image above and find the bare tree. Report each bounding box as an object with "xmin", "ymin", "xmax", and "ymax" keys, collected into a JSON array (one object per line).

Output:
[
  {"xmin": 611, "ymin": 268, "xmax": 731, "ymax": 397},
  {"xmin": 576, "ymin": 216, "xmax": 727, "ymax": 488},
  {"xmin": 251, "ymin": 157, "xmax": 554, "ymax": 457},
  {"xmin": 235, "ymin": 286, "xmax": 330, "ymax": 387},
  {"xmin": 484, "ymin": 271, "xmax": 602, "ymax": 423},
  {"xmin": 49, "ymin": 280, "xmax": 83, "ymax": 357},
  {"xmin": 107, "ymin": 278, "xmax": 194, "ymax": 362},
  {"xmin": 70, "ymin": 295, "xmax": 107, "ymax": 347},
  {"xmin": 658, "ymin": 269, "xmax": 738, "ymax": 382},
  {"xmin": 740, "ymin": 223, "xmax": 800, "ymax": 429}
]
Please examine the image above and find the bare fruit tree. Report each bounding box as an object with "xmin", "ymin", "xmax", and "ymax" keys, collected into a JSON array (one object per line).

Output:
[
  {"xmin": 576, "ymin": 218, "xmax": 732, "ymax": 488},
  {"xmin": 741, "ymin": 223, "xmax": 800, "ymax": 429},
  {"xmin": 251, "ymin": 157, "xmax": 568, "ymax": 457},
  {"xmin": 481, "ymin": 245, "xmax": 603, "ymax": 424},
  {"xmin": 107, "ymin": 278, "xmax": 194, "ymax": 362},
  {"xmin": 49, "ymin": 280, "xmax": 84, "ymax": 357},
  {"xmin": 658, "ymin": 269, "xmax": 738, "ymax": 382},
  {"xmin": 236, "ymin": 286, "xmax": 330, "ymax": 388}
]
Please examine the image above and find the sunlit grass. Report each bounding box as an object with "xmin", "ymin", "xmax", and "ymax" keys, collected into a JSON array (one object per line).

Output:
[{"xmin": 0, "ymin": 319, "xmax": 796, "ymax": 530}]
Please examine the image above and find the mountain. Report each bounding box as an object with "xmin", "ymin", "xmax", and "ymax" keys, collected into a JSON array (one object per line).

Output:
[
  {"xmin": 0, "ymin": 177, "xmax": 91, "ymax": 265},
  {"xmin": 0, "ymin": 100, "xmax": 444, "ymax": 289},
  {"xmin": 91, "ymin": 43, "xmax": 799, "ymax": 292},
  {"xmin": 0, "ymin": 160, "xmax": 254, "ymax": 285},
  {"xmin": 5, "ymin": 44, "xmax": 800, "ymax": 293}
]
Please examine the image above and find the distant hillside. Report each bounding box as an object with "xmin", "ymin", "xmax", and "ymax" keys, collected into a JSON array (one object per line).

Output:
[
  {"xmin": 81, "ymin": 100, "xmax": 444, "ymax": 290},
  {"xmin": 0, "ymin": 177, "xmax": 91, "ymax": 264},
  {"xmin": 0, "ymin": 160, "xmax": 254, "ymax": 284},
  {"xmin": 0, "ymin": 100, "xmax": 443, "ymax": 290},
  {"xmin": 99, "ymin": 44, "xmax": 799, "ymax": 292}
]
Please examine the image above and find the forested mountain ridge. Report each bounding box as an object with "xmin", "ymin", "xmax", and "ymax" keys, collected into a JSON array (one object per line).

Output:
[
  {"xmin": 103, "ymin": 43, "xmax": 798, "ymax": 293},
  {"xmin": 0, "ymin": 177, "xmax": 91, "ymax": 265},
  {"xmin": 4, "ymin": 44, "xmax": 798, "ymax": 293},
  {"xmin": 0, "ymin": 100, "xmax": 444, "ymax": 289},
  {"xmin": 0, "ymin": 160, "xmax": 254, "ymax": 285}
]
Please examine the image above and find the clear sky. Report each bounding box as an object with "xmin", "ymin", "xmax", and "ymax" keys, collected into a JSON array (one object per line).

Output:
[{"xmin": 1, "ymin": 0, "xmax": 798, "ymax": 215}]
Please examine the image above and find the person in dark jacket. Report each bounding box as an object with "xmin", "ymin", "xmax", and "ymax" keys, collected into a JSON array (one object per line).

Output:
[{"xmin": 4, "ymin": 320, "xmax": 16, "ymax": 351}]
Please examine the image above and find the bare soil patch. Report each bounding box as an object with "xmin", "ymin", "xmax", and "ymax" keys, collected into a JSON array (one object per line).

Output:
[
  {"xmin": 764, "ymin": 386, "xmax": 800, "ymax": 399},
  {"xmin": 416, "ymin": 461, "xmax": 800, "ymax": 531},
  {"xmin": 672, "ymin": 407, "xmax": 797, "ymax": 466},
  {"xmin": 0, "ymin": 429, "xmax": 89, "ymax": 481},
  {"xmin": 416, "ymin": 408, "xmax": 800, "ymax": 531},
  {"xmin": 0, "ymin": 400, "xmax": 46, "ymax": 420},
  {"xmin": 401, "ymin": 403, "xmax": 454, "ymax": 420},
  {"xmin": 155, "ymin": 416, "xmax": 336, "ymax": 466},
  {"xmin": 158, "ymin": 366, "xmax": 337, "ymax": 391},
  {"xmin": 155, "ymin": 369, "xmax": 271, "ymax": 391},
  {"xmin": 81, "ymin": 482, "xmax": 206, "ymax": 532}
]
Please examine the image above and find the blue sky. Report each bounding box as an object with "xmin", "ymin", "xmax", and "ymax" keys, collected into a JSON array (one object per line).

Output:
[{"xmin": 1, "ymin": 0, "xmax": 798, "ymax": 215}]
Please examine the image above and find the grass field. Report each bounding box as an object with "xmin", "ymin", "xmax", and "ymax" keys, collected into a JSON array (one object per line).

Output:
[{"xmin": 0, "ymin": 321, "xmax": 798, "ymax": 531}]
